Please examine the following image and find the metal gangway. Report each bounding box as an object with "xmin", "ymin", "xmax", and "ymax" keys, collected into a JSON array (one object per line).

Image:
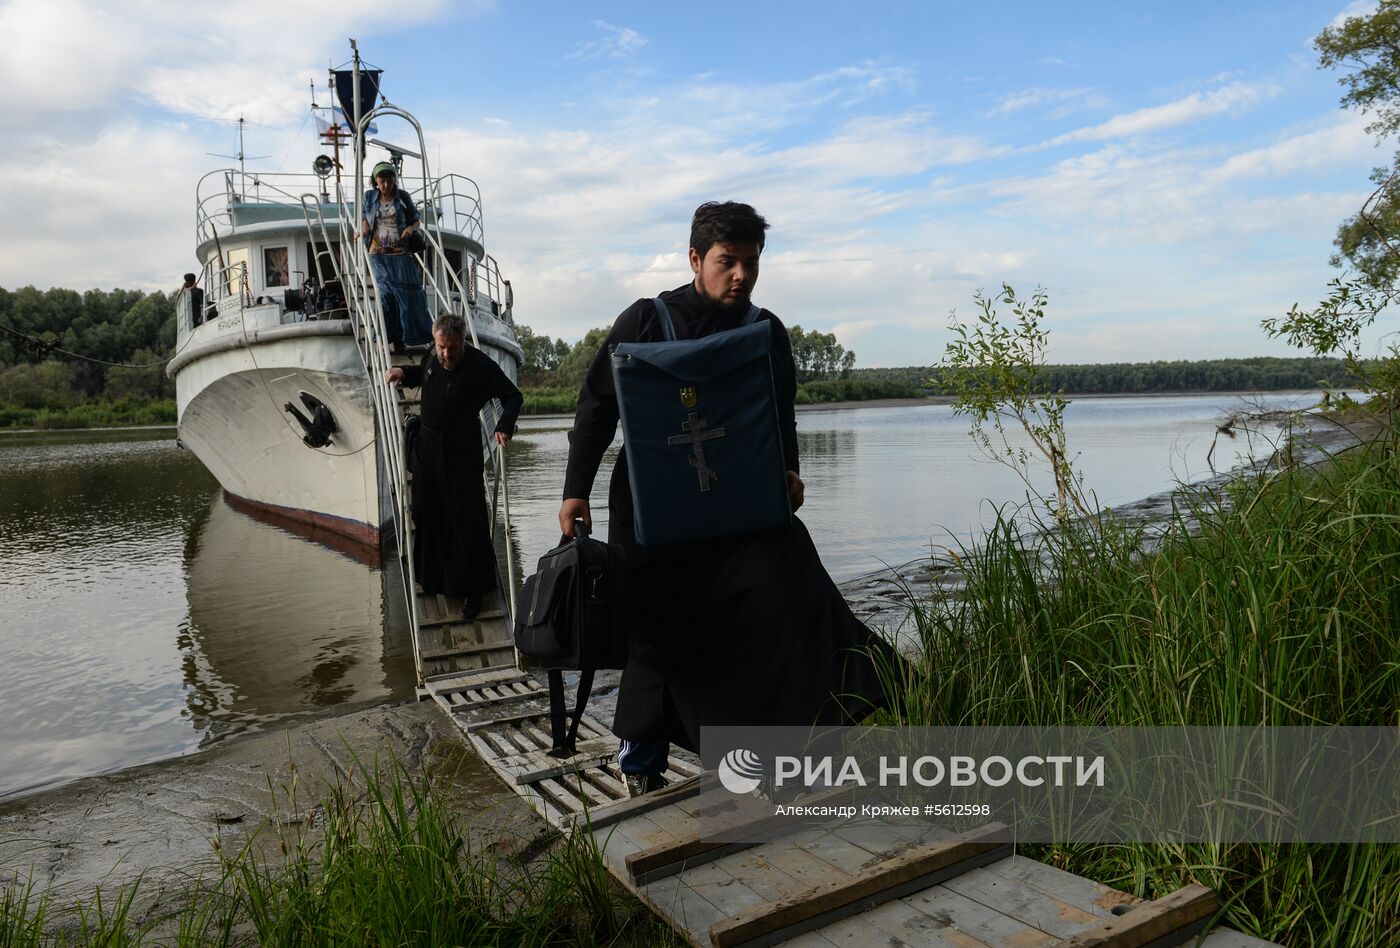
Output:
[
  {"xmin": 321, "ymin": 56, "xmax": 680, "ymax": 824},
  {"xmin": 306, "ymin": 65, "xmax": 523, "ymax": 694}
]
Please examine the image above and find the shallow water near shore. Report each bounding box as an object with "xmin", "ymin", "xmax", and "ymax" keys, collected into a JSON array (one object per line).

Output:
[{"xmin": 0, "ymin": 392, "xmax": 1318, "ymax": 799}]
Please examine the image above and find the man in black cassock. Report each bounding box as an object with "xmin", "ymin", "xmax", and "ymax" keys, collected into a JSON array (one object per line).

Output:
[
  {"xmin": 387, "ymin": 313, "xmax": 522, "ymax": 620},
  {"xmin": 559, "ymin": 202, "xmax": 899, "ymax": 796}
]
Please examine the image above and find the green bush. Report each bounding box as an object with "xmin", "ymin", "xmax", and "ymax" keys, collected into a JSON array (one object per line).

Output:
[
  {"xmin": 795, "ymin": 378, "xmax": 921, "ymax": 404},
  {"xmin": 0, "ymin": 397, "xmax": 177, "ymax": 429},
  {"xmin": 521, "ymin": 387, "xmax": 578, "ymax": 415}
]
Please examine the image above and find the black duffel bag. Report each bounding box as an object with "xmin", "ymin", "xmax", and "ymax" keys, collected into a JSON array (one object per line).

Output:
[{"xmin": 514, "ymin": 519, "xmax": 628, "ymax": 755}]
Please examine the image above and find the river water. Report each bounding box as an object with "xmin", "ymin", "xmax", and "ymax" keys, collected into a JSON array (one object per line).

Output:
[{"xmin": 0, "ymin": 393, "xmax": 1314, "ymax": 799}]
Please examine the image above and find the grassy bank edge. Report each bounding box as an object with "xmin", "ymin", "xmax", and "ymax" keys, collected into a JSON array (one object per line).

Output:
[
  {"xmin": 1, "ymin": 755, "xmax": 679, "ymax": 947},
  {"xmin": 876, "ymin": 412, "xmax": 1399, "ymax": 946}
]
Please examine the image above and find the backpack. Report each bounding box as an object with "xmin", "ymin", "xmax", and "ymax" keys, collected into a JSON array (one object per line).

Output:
[
  {"xmin": 610, "ymin": 297, "xmax": 790, "ymax": 545},
  {"xmin": 513, "ymin": 519, "xmax": 628, "ymax": 755}
]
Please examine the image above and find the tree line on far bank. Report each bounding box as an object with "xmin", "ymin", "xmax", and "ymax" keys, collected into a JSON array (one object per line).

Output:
[
  {"xmin": 0, "ymin": 283, "xmax": 1362, "ymax": 428},
  {"xmin": 0, "ymin": 286, "xmax": 178, "ymax": 427},
  {"xmin": 866, "ymin": 356, "xmax": 1360, "ymax": 397}
]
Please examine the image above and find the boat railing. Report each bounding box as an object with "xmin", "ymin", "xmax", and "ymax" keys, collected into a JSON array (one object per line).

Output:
[
  {"xmin": 209, "ymin": 260, "xmax": 252, "ymax": 310},
  {"xmin": 195, "ymin": 168, "xmax": 485, "ymax": 249},
  {"xmin": 425, "ymin": 174, "xmax": 485, "ymax": 246},
  {"xmin": 298, "ymin": 193, "xmax": 354, "ymax": 290}
]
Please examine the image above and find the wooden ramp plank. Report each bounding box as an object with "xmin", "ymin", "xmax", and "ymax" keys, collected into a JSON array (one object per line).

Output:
[
  {"xmin": 941, "ymin": 865, "xmax": 1102, "ymax": 940},
  {"xmin": 582, "ymin": 773, "xmax": 712, "ymax": 832},
  {"xmin": 900, "ymin": 883, "xmax": 1060, "ymax": 947},
  {"xmin": 981, "ymin": 855, "xmax": 1143, "ymax": 920},
  {"xmin": 1060, "ymin": 884, "xmax": 1218, "ymax": 948},
  {"xmin": 825, "ymin": 894, "xmax": 1001, "ymax": 947},
  {"xmin": 707, "ymin": 823, "xmax": 1012, "ymax": 948},
  {"xmin": 626, "ymin": 785, "xmax": 858, "ymax": 884}
]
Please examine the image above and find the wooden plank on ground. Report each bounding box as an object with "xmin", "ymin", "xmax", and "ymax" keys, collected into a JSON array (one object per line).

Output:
[
  {"xmin": 424, "ymin": 666, "xmax": 531, "ymax": 690},
  {"xmin": 626, "ymin": 785, "xmax": 857, "ymax": 884},
  {"xmin": 982, "ymin": 855, "xmax": 1142, "ymax": 919},
  {"xmin": 420, "ymin": 609, "xmax": 507, "ymax": 629},
  {"xmin": 580, "ymin": 773, "xmax": 712, "ymax": 831},
  {"xmin": 900, "ymin": 882, "xmax": 1060, "ymax": 947},
  {"xmin": 447, "ymin": 687, "xmax": 543, "ymax": 714},
  {"xmin": 498, "ymin": 736, "xmax": 617, "ymax": 785},
  {"xmin": 707, "ymin": 823, "xmax": 1012, "ymax": 948},
  {"xmin": 827, "ymin": 892, "xmax": 1002, "ymax": 947},
  {"xmin": 420, "ymin": 638, "xmax": 515, "ymax": 662},
  {"xmin": 941, "ymin": 865, "xmax": 1101, "ymax": 940},
  {"xmin": 1060, "ymin": 884, "xmax": 1219, "ymax": 948}
]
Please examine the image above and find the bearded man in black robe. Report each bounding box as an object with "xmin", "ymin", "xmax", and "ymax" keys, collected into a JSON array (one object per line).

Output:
[
  {"xmin": 559, "ymin": 202, "xmax": 898, "ymax": 796},
  {"xmin": 387, "ymin": 314, "xmax": 522, "ymax": 620}
]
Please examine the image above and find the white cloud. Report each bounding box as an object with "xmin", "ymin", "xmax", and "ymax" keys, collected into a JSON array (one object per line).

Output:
[
  {"xmin": 1205, "ymin": 112, "xmax": 1375, "ymax": 182},
  {"xmin": 569, "ymin": 21, "xmax": 648, "ymax": 60},
  {"xmin": 990, "ymin": 87, "xmax": 1103, "ymax": 117},
  {"xmin": 1042, "ymin": 82, "xmax": 1275, "ymax": 147},
  {"xmin": 1328, "ymin": 1, "xmax": 1377, "ymax": 30},
  {"xmin": 0, "ymin": 0, "xmax": 452, "ymax": 126}
]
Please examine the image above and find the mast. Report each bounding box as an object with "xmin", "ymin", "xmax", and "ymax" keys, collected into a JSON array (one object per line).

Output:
[{"xmin": 351, "ymin": 39, "xmax": 365, "ymax": 254}]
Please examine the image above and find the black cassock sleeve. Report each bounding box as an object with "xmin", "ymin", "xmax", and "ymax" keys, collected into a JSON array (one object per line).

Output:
[
  {"xmin": 399, "ymin": 351, "xmax": 429, "ymax": 388},
  {"xmin": 480, "ymin": 353, "xmax": 524, "ymax": 435},
  {"xmin": 561, "ymin": 301, "xmax": 648, "ymax": 500},
  {"xmin": 766, "ymin": 314, "xmax": 800, "ymax": 477}
]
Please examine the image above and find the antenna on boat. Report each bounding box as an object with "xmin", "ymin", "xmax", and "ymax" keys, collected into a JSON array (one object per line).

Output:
[{"xmin": 206, "ymin": 116, "xmax": 269, "ymax": 198}]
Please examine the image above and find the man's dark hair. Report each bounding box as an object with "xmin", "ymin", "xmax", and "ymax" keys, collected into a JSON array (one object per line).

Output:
[
  {"xmin": 183, "ymin": 273, "xmax": 197, "ymax": 286},
  {"xmin": 689, "ymin": 201, "xmax": 769, "ymax": 260},
  {"xmin": 432, "ymin": 313, "xmax": 467, "ymax": 338}
]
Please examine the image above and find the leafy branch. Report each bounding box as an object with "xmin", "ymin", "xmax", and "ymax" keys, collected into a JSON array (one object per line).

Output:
[{"xmin": 940, "ymin": 285, "xmax": 1092, "ymax": 522}]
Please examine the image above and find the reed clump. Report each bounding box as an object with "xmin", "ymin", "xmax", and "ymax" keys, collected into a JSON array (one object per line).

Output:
[
  {"xmin": 1, "ymin": 757, "xmax": 677, "ymax": 947},
  {"xmin": 886, "ymin": 427, "xmax": 1400, "ymax": 946}
]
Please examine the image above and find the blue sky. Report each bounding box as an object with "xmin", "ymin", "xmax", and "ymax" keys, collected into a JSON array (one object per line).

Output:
[{"xmin": 0, "ymin": 0, "xmax": 1388, "ymax": 366}]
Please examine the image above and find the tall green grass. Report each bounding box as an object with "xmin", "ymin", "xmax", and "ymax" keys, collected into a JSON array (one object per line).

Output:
[
  {"xmin": 884, "ymin": 430, "xmax": 1400, "ymax": 945},
  {"xmin": 1, "ymin": 758, "xmax": 678, "ymax": 947}
]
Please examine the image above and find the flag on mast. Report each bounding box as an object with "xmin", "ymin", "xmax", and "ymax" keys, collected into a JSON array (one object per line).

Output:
[{"xmin": 315, "ymin": 105, "xmax": 377, "ymax": 138}]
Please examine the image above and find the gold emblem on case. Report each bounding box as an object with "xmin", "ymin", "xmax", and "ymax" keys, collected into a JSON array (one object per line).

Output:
[{"xmin": 679, "ymin": 386, "xmax": 698, "ymax": 408}]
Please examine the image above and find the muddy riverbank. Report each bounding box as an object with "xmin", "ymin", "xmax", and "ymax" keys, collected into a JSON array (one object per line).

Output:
[{"xmin": 0, "ymin": 700, "xmax": 550, "ymax": 921}]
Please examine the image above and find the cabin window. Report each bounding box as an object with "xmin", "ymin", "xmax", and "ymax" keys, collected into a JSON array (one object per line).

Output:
[
  {"xmin": 225, "ymin": 247, "xmax": 250, "ymax": 298},
  {"xmin": 264, "ymin": 246, "xmax": 290, "ymax": 287}
]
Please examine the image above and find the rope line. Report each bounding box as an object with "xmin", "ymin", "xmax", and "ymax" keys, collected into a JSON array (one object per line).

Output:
[{"xmin": 0, "ymin": 323, "xmax": 171, "ymax": 368}]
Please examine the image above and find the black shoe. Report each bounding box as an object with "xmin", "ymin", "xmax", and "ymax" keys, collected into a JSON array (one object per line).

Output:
[
  {"xmin": 390, "ymin": 340, "xmax": 407, "ymax": 356},
  {"xmin": 623, "ymin": 773, "xmax": 667, "ymax": 799},
  {"xmin": 461, "ymin": 595, "xmax": 481, "ymax": 621}
]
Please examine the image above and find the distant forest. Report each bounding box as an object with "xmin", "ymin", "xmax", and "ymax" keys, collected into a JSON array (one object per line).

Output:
[
  {"xmin": 0, "ymin": 284, "xmax": 1361, "ymax": 428},
  {"xmin": 860, "ymin": 357, "xmax": 1360, "ymax": 396}
]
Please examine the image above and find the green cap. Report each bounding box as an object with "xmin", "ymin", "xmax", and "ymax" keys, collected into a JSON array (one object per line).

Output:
[{"xmin": 371, "ymin": 161, "xmax": 397, "ymax": 180}]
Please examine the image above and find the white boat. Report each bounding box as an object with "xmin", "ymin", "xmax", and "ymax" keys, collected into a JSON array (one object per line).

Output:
[{"xmin": 168, "ymin": 62, "xmax": 523, "ymax": 551}]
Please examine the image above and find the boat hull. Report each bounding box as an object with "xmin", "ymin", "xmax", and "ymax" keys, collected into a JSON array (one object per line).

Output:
[{"xmin": 173, "ymin": 323, "xmax": 388, "ymax": 547}]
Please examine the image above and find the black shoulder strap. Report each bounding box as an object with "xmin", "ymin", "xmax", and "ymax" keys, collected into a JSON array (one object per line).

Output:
[
  {"xmin": 655, "ymin": 297, "xmax": 761, "ymax": 339},
  {"xmin": 652, "ymin": 297, "xmax": 677, "ymax": 341},
  {"xmin": 547, "ymin": 668, "xmax": 595, "ymax": 758}
]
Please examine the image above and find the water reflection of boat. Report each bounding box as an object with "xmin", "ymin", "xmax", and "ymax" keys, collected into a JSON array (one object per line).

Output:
[{"xmin": 180, "ymin": 493, "xmax": 415, "ymax": 739}]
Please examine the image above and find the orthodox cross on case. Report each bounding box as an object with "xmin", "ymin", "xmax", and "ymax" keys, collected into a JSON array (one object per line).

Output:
[{"xmin": 667, "ymin": 412, "xmax": 726, "ymax": 491}]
